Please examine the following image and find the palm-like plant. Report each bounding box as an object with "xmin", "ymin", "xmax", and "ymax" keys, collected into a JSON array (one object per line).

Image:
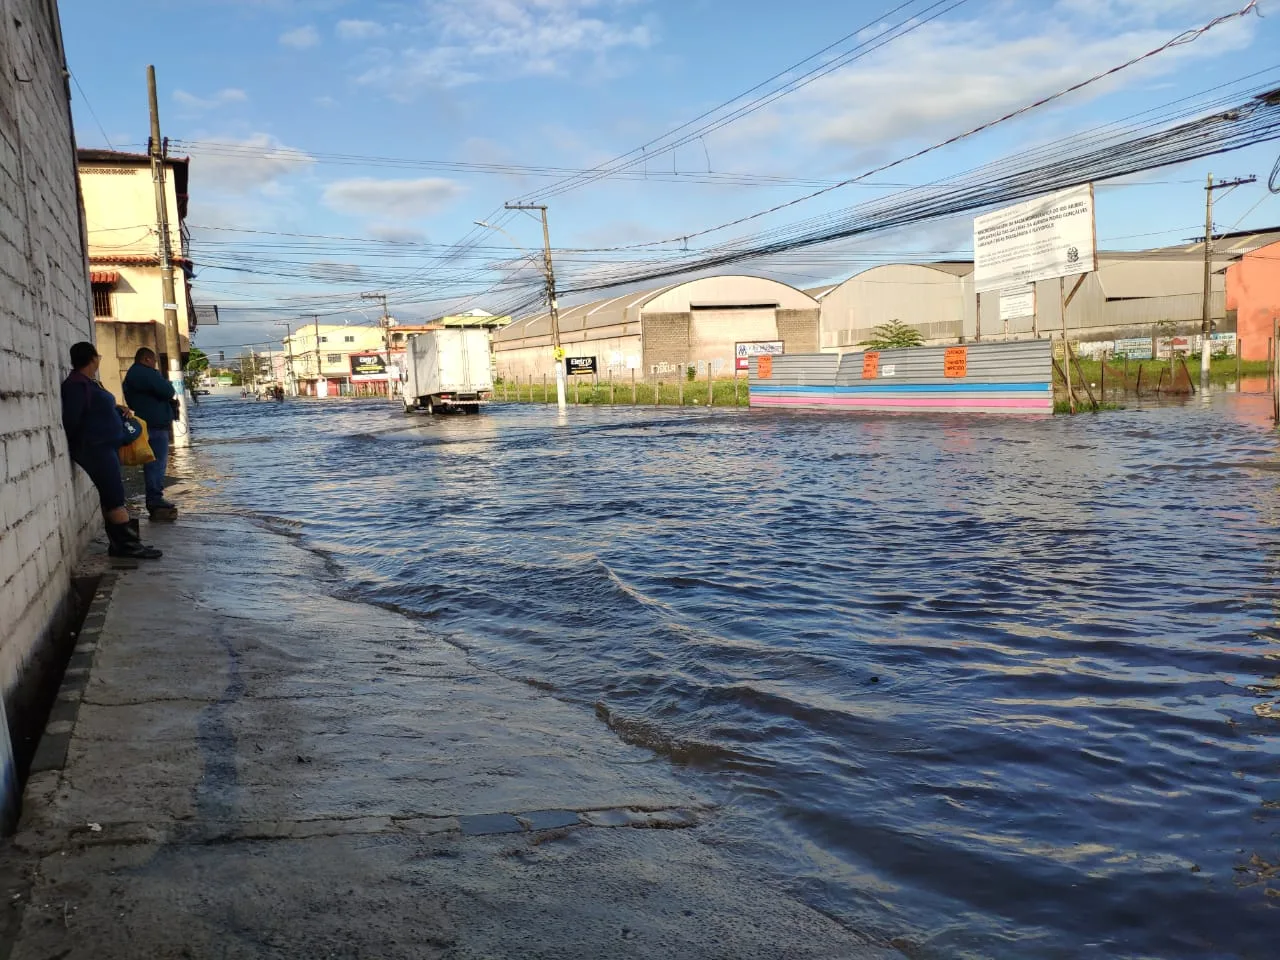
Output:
[{"xmin": 860, "ymin": 319, "xmax": 924, "ymax": 350}]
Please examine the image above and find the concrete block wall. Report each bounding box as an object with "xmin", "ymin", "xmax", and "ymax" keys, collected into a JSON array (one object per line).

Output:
[
  {"xmin": 775, "ymin": 309, "xmax": 820, "ymax": 355},
  {"xmin": 95, "ymin": 319, "xmax": 165, "ymax": 400},
  {"xmin": 641, "ymin": 312, "xmax": 691, "ymax": 374},
  {"xmin": 0, "ymin": 0, "xmax": 99, "ymax": 827}
]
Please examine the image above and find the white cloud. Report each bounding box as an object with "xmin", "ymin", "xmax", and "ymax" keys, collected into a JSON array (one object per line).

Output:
[
  {"xmin": 336, "ymin": 19, "xmax": 386, "ymax": 41},
  {"xmin": 190, "ymin": 134, "xmax": 315, "ymax": 195},
  {"xmin": 715, "ymin": 4, "xmax": 1257, "ymax": 165},
  {"xmin": 367, "ymin": 224, "xmax": 430, "ymax": 244},
  {"xmin": 173, "ymin": 88, "xmax": 248, "ymax": 111},
  {"xmin": 322, "ymin": 177, "xmax": 466, "ymax": 219},
  {"xmin": 358, "ymin": 0, "xmax": 652, "ymax": 91},
  {"xmin": 280, "ymin": 25, "xmax": 320, "ymax": 48},
  {"xmin": 315, "ymin": 95, "xmax": 339, "ymax": 108},
  {"xmin": 1054, "ymin": 0, "xmax": 1249, "ymax": 25}
]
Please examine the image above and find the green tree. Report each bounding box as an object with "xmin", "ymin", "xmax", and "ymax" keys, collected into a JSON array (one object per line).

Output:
[
  {"xmin": 860, "ymin": 319, "xmax": 924, "ymax": 350},
  {"xmin": 184, "ymin": 347, "xmax": 209, "ymax": 393}
]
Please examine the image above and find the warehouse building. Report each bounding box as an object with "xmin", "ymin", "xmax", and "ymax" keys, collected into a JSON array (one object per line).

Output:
[
  {"xmin": 816, "ymin": 230, "xmax": 1280, "ymax": 352},
  {"xmin": 494, "ymin": 276, "xmax": 820, "ymax": 380}
]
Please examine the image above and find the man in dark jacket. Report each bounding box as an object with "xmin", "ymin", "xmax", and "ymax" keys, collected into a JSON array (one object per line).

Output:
[
  {"xmin": 122, "ymin": 347, "xmax": 177, "ymax": 515},
  {"xmin": 61, "ymin": 341, "xmax": 162, "ymax": 559}
]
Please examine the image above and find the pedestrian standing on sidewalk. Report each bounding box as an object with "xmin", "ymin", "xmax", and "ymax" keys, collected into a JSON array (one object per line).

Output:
[
  {"xmin": 123, "ymin": 346, "xmax": 178, "ymax": 518},
  {"xmin": 60, "ymin": 342, "xmax": 162, "ymax": 560}
]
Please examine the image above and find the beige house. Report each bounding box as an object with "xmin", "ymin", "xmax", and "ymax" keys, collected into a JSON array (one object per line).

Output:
[
  {"xmin": 282, "ymin": 323, "xmax": 443, "ymax": 397},
  {"xmin": 78, "ymin": 149, "xmax": 194, "ymax": 398}
]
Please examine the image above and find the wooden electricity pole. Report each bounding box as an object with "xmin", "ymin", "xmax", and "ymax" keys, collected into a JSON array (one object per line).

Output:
[
  {"xmin": 505, "ymin": 204, "xmax": 566, "ymax": 411},
  {"xmin": 147, "ymin": 66, "xmax": 190, "ymax": 446}
]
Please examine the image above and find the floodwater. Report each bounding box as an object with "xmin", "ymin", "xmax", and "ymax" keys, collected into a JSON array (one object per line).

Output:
[{"xmin": 183, "ymin": 391, "xmax": 1280, "ymax": 959}]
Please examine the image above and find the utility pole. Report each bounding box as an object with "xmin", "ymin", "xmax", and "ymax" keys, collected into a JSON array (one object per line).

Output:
[
  {"xmin": 505, "ymin": 203, "xmax": 566, "ymax": 411},
  {"xmin": 313, "ymin": 315, "xmax": 322, "ymax": 398},
  {"xmin": 1201, "ymin": 173, "xmax": 1256, "ymax": 389},
  {"xmin": 361, "ymin": 292, "xmax": 396, "ymax": 402},
  {"xmin": 147, "ymin": 66, "xmax": 190, "ymax": 447},
  {"xmin": 276, "ymin": 321, "xmax": 296, "ymax": 396}
]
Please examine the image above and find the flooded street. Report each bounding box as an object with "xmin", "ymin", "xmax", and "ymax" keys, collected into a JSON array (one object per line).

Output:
[{"xmin": 184, "ymin": 394, "xmax": 1280, "ymax": 959}]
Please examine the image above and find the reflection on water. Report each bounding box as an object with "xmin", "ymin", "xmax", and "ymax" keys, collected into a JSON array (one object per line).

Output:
[{"xmin": 185, "ymin": 394, "xmax": 1280, "ymax": 959}]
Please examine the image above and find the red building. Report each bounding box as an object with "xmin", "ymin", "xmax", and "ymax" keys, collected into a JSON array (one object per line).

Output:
[{"xmin": 1226, "ymin": 240, "xmax": 1280, "ymax": 362}]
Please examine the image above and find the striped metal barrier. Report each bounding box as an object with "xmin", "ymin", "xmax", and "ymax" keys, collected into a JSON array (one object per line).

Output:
[{"xmin": 748, "ymin": 340, "xmax": 1053, "ymax": 415}]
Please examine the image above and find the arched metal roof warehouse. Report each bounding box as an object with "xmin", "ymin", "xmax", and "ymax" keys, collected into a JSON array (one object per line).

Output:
[{"xmin": 494, "ymin": 275, "xmax": 820, "ymax": 379}]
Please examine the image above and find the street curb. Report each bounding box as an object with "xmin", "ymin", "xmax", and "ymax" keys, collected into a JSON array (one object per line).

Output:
[{"xmin": 27, "ymin": 575, "xmax": 115, "ymax": 777}]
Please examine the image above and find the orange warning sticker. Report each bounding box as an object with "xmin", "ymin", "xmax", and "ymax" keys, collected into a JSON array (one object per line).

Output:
[
  {"xmin": 944, "ymin": 347, "xmax": 968, "ymax": 378},
  {"xmin": 757, "ymin": 355, "xmax": 773, "ymax": 379},
  {"xmin": 862, "ymin": 351, "xmax": 880, "ymax": 380}
]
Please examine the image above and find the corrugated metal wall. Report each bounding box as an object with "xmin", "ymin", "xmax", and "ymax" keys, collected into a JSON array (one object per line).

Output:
[{"xmin": 749, "ymin": 340, "xmax": 1053, "ymax": 415}]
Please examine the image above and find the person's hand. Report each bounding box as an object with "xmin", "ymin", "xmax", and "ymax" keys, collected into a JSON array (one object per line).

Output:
[{"xmin": 116, "ymin": 404, "xmax": 134, "ymax": 418}]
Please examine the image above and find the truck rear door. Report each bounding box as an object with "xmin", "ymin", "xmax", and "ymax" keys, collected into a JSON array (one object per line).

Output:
[{"xmin": 465, "ymin": 330, "xmax": 492, "ymax": 392}]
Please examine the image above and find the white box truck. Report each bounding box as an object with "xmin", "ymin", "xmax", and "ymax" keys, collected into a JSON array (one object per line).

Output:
[{"xmin": 401, "ymin": 328, "xmax": 494, "ymax": 414}]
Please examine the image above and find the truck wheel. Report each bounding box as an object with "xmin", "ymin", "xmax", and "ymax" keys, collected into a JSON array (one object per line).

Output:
[{"xmin": 425, "ymin": 397, "xmax": 435, "ymax": 415}]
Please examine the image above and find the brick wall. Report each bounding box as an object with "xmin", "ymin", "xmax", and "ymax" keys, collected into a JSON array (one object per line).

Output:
[
  {"xmin": 0, "ymin": 0, "xmax": 98, "ymax": 827},
  {"xmin": 641, "ymin": 312, "xmax": 691, "ymax": 373},
  {"xmin": 776, "ymin": 309, "xmax": 820, "ymax": 355}
]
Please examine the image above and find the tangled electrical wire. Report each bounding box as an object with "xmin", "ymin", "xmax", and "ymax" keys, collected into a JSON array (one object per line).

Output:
[{"xmin": 554, "ymin": 84, "xmax": 1280, "ymax": 297}]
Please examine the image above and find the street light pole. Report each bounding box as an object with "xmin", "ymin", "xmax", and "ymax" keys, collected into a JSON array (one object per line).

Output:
[{"xmin": 502, "ymin": 204, "xmax": 566, "ymax": 411}]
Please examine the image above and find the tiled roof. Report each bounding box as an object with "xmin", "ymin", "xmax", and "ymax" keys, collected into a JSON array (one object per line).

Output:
[{"xmin": 89, "ymin": 254, "xmax": 193, "ymax": 268}]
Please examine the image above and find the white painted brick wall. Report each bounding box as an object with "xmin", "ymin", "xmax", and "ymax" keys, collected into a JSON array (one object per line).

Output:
[{"xmin": 0, "ymin": 0, "xmax": 99, "ymax": 811}]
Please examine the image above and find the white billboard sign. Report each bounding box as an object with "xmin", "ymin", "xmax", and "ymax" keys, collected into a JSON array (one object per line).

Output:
[
  {"xmin": 973, "ymin": 185, "xmax": 1097, "ymax": 294},
  {"xmin": 735, "ymin": 340, "xmax": 784, "ymax": 371},
  {"xmin": 999, "ymin": 286, "xmax": 1036, "ymax": 323}
]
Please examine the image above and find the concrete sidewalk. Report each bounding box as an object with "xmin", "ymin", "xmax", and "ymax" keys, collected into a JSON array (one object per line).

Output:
[{"xmin": 2, "ymin": 512, "xmax": 896, "ymax": 959}]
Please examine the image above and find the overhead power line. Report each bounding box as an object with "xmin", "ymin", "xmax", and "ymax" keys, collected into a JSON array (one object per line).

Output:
[
  {"xmin": 513, "ymin": 0, "xmax": 974, "ymax": 205},
  {"xmin": 586, "ymin": 0, "xmax": 1264, "ymax": 252},
  {"xmin": 560, "ymin": 87, "xmax": 1280, "ymax": 296}
]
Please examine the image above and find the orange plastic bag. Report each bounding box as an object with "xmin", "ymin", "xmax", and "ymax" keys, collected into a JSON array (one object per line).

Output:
[{"xmin": 119, "ymin": 419, "xmax": 156, "ymax": 466}]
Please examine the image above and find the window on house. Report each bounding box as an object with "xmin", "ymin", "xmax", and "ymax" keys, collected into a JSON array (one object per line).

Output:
[
  {"xmin": 92, "ymin": 286, "xmax": 113, "ymax": 317},
  {"xmin": 343, "ymin": 335, "xmax": 355, "ymax": 343},
  {"xmin": 392, "ymin": 333, "xmax": 404, "ymax": 344},
  {"xmin": 320, "ymin": 336, "xmax": 329, "ymax": 343},
  {"xmin": 326, "ymin": 353, "xmax": 342, "ymax": 364}
]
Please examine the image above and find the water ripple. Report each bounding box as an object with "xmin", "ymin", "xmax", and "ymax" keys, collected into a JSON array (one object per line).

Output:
[{"xmin": 185, "ymin": 394, "xmax": 1280, "ymax": 960}]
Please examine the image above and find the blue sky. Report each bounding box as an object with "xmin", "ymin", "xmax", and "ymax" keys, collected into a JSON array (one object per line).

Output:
[{"xmin": 59, "ymin": 0, "xmax": 1280, "ymax": 353}]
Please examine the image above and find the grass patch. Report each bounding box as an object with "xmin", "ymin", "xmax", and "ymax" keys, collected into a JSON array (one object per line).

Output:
[
  {"xmin": 1054, "ymin": 399, "xmax": 1124, "ymax": 414},
  {"xmin": 496, "ymin": 377, "xmax": 749, "ymax": 407},
  {"xmin": 1069, "ymin": 356, "xmax": 1269, "ymax": 386}
]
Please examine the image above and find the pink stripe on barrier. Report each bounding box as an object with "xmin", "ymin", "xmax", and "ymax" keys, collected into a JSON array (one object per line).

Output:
[{"xmin": 751, "ymin": 394, "xmax": 1052, "ymax": 410}]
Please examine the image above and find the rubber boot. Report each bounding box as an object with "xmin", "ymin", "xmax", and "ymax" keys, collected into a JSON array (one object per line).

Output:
[
  {"xmin": 107, "ymin": 521, "xmax": 162, "ymax": 559},
  {"xmin": 148, "ymin": 501, "xmax": 179, "ymax": 523}
]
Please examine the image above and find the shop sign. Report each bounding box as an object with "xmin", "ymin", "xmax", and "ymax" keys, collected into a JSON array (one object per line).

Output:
[{"xmin": 350, "ymin": 354, "xmax": 387, "ymax": 380}]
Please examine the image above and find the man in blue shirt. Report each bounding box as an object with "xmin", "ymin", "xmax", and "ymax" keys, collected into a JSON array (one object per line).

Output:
[
  {"xmin": 122, "ymin": 347, "xmax": 177, "ymax": 516},
  {"xmin": 61, "ymin": 341, "xmax": 162, "ymax": 559}
]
